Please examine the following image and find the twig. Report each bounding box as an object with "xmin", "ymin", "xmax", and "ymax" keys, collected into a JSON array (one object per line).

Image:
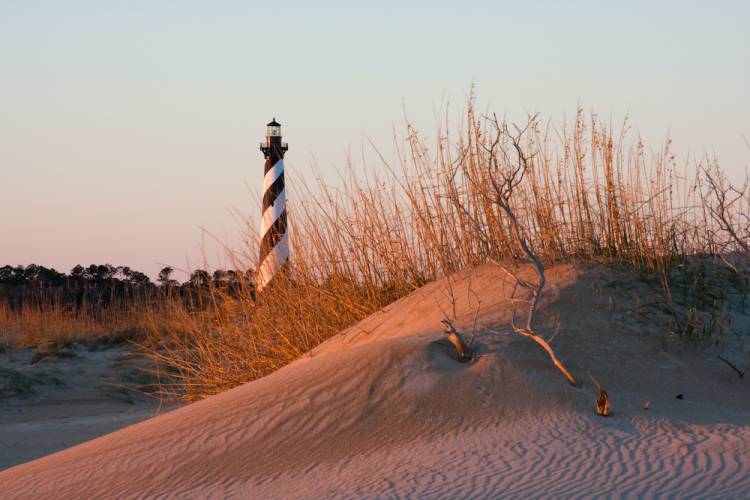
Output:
[{"xmin": 718, "ymin": 355, "xmax": 746, "ymax": 378}]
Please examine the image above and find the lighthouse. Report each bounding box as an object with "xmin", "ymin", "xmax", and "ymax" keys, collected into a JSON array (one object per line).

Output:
[{"xmin": 257, "ymin": 118, "xmax": 289, "ymax": 291}]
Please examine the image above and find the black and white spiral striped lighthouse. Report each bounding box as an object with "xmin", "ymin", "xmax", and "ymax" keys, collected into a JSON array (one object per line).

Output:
[{"xmin": 257, "ymin": 118, "xmax": 289, "ymax": 290}]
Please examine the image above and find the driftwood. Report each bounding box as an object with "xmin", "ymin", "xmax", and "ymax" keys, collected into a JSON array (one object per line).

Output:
[
  {"xmin": 444, "ymin": 114, "xmax": 578, "ymax": 386},
  {"xmin": 512, "ymin": 326, "xmax": 577, "ymax": 386},
  {"xmin": 437, "ymin": 275, "xmax": 481, "ymax": 362},
  {"xmin": 442, "ymin": 319, "xmax": 472, "ymax": 361},
  {"xmin": 488, "ymin": 116, "xmax": 577, "ymax": 386},
  {"xmin": 589, "ymin": 375, "xmax": 611, "ymax": 417}
]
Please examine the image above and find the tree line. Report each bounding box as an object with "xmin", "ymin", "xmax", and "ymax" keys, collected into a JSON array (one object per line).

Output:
[{"xmin": 0, "ymin": 264, "xmax": 254, "ymax": 311}]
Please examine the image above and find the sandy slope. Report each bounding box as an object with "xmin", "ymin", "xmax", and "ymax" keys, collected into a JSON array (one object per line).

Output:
[{"xmin": 1, "ymin": 263, "xmax": 749, "ymax": 498}]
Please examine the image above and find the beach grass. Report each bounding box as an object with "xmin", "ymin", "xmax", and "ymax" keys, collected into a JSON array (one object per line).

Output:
[{"xmin": 2, "ymin": 102, "xmax": 748, "ymax": 401}]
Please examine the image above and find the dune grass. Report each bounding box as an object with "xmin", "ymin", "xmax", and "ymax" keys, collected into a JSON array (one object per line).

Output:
[
  {"xmin": 141, "ymin": 104, "xmax": 748, "ymax": 401},
  {"xmin": 2, "ymin": 103, "xmax": 747, "ymax": 401}
]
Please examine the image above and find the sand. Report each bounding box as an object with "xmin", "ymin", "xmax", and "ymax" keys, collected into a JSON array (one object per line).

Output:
[
  {"xmin": 1, "ymin": 263, "xmax": 748, "ymax": 498},
  {"xmin": 0, "ymin": 345, "xmax": 161, "ymax": 470}
]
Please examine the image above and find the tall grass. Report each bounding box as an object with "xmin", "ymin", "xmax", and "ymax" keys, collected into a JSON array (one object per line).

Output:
[
  {"xmin": 142, "ymin": 103, "xmax": 748, "ymax": 401},
  {"xmin": 2, "ymin": 103, "xmax": 744, "ymax": 399},
  {"xmin": 0, "ymin": 300, "xmax": 148, "ymax": 348}
]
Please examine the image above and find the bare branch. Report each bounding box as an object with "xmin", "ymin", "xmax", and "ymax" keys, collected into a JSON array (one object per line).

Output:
[
  {"xmin": 703, "ymin": 166, "xmax": 750, "ymax": 256},
  {"xmin": 483, "ymin": 115, "xmax": 577, "ymax": 386}
]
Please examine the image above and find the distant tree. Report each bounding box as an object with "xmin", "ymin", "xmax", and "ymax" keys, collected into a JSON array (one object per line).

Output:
[
  {"xmin": 0, "ymin": 265, "xmax": 17, "ymax": 285},
  {"xmin": 31, "ymin": 266, "xmax": 65, "ymax": 288},
  {"xmin": 188, "ymin": 269, "xmax": 211, "ymax": 288},
  {"xmin": 69, "ymin": 265, "xmax": 85, "ymax": 288},
  {"xmin": 12, "ymin": 266, "xmax": 25, "ymax": 285},
  {"xmin": 226, "ymin": 270, "xmax": 238, "ymax": 288},
  {"xmin": 0, "ymin": 265, "xmax": 61, "ymax": 287},
  {"xmin": 23, "ymin": 264, "xmax": 40, "ymax": 286},
  {"xmin": 0, "ymin": 262, "xmax": 155, "ymax": 310},
  {"xmin": 70, "ymin": 265, "xmax": 85, "ymax": 279},
  {"xmin": 157, "ymin": 266, "xmax": 179, "ymax": 287},
  {"xmin": 123, "ymin": 269, "xmax": 152, "ymax": 287},
  {"xmin": 212, "ymin": 270, "xmax": 228, "ymax": 287},
  {"xmin": 85, "ymin": 264, "xmax": 116, "ymax": 282}
]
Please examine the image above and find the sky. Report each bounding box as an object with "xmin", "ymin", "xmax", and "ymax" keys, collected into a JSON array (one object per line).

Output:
[{"xmin": 1, "ymin": 1, "xmax": 748, "ymax": 280}]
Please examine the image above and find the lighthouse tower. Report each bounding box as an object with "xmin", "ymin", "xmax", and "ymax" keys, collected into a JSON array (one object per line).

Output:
[{"xmin": 257, "ymin": 118, "xmax": 289, "ymax": 291}]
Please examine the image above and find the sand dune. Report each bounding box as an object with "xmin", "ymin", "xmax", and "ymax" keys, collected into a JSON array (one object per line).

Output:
[{"xmin": 1, "ymin": 263, "xmax": 749, "ymax": 498}]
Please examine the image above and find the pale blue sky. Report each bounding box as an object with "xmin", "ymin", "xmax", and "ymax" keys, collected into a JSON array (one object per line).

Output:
[{"xmin": 1, "ymin": 1, "xmax": 748, "ymax": 279}]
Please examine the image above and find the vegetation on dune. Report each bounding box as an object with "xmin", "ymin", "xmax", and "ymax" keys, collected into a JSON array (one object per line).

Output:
[
  {"xmin": 146, "ymin": 103, "xmax": 749, "ymax": 401},
  {"xmin": 2, "ymin": 102, "xmax": 748, "ymax": 401},
  {"xmin": 0, "ymin": 366, "xmax": 64, "ymax": 399}
]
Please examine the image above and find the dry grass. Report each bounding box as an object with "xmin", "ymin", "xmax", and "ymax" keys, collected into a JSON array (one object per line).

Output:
[
  {"xmin": 3, "ymin": 102, "xmax": 747, "ymax": 401},
  {"xmin": 140, "ymin": 272, "xmax": 403, "ymax": 400},
  {"xmin": 0, "ymin": 301, "xmax": 148, "ymax": 349},
  {"xmin": 143, "ymin": 103, "xmax": 748, "ymax": 401}
]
